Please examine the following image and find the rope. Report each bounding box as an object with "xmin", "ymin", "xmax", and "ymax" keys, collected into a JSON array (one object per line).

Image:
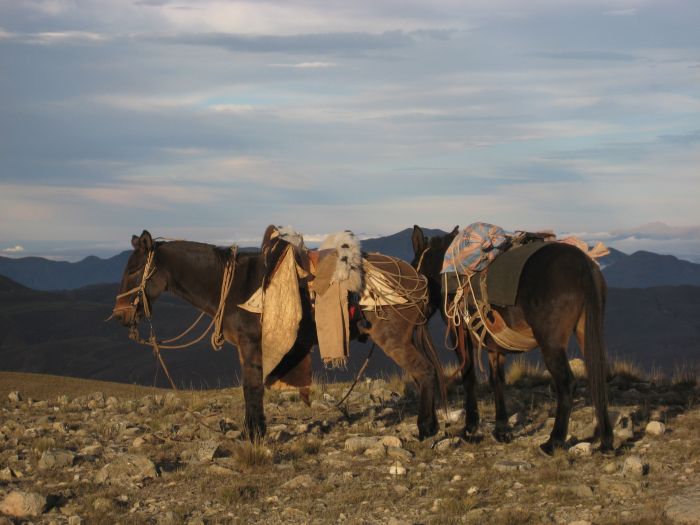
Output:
[
  {"xmin": 362, "ymin": 254, "xmax": 429, "ymax": 325},
  {"xmin": 332, "ymin": 342, "xmax": 376, "ymax": 409},
  {"xmin": 121, "ymin": 243, "xmax": 239, "ymax": 389}
]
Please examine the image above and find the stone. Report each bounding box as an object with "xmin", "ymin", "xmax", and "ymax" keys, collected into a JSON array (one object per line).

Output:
[
  {"xmin": 564, "ymin": 484, "xmax": 594, "ymax": 498},
  {"xmin": 622, "ymin": 455, "xmax": 646, "ymax": 478},
  {"xmin": 568, "ymin": 442, "xmax": 592, "ymax": 457},
  {"xmin": 363, "ymin": 444, "xmax": 387, "ymax": 458},
  {"xmin": 68, "ymin": 516, "xmax": 82, "ymax": 525},
  {"xmin": 598, "ymin": 476, "xmax": 639, "ymax": 499},
  {"xmin": 379, "ymin": 435, "xmax": 403, "ymax": 448},
  {"xmin": 344, "ymin": 436, "xmax": 379, "ymax": 454},
  {"xmin": 194, "ymin": 440, "xmax": 222, "ymax": 462},
  {"xmin": 433, "ymin": 437, "xmax": 463, "ymax": 452},
  {"xmin": 207, "ymin": 464, "xmax": 235, "ymax": 476},
  {"xmin": 8, "ymin": 391, "xmax": 21, "ymax": 402},
  {"xmin": 389, "ymin": 462, "xmax": 407, "ymax": 476},
  {"xmin": 645, "ymin": 421, "xmax": 666, "ymax": 436},
  {"xmin": 92, "ymin": 497, "xmax": 114, "ymax": 512},
  {"xmin": 38, "ymin": 449, "xmax": 76, "ymax": 470},
  {"xmin": 0, "ymin": 491, "xmax": 46, "ymax": 517},
  {"xmin": 282, "ymin": 474, "xmax": 314, "ymax": 489},
  {"xmin": 95, "ymin": 454, "xmax": 158, "ymax": 483},
  {"xmin": 467, "ymin": 486, "xmax": 479, "ymax": 495},
  {"xmin": 494, "ymin": 460, "xmax": 533, "ymax": 472},
  {"xmin": 0, "ymin": 467, "xmax": 17, "ymax": 481},
  {"xmin": 603, "ymin": 461, "xmax": 618, "ymax": 474},
  {"xmin": 664, "ymin": 487, "xmax": 700, "ymax": 524},
  {"xmin": 568, "ymin": 521, "xmax": 592, "ymax": 525},
  {"xmin": 447, "ymin": 409, "xmax": 465, "ymax": 423},
  {"xmin": 386, "ymin": 446, "xmax": 413, "ymax": 462}
]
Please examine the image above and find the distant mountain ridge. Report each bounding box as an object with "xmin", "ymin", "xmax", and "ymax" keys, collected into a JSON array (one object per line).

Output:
[
  {"xmin": 1, "ymin": 274, "xmax": 698, "ymax": 387},
  {"xmin": 2, "ymin": 228, "xmax": 700, "ymax": 290}
]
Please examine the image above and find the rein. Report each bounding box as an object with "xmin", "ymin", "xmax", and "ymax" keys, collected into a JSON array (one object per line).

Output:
[{"xmin": 116, "ymin": 244, "xmax": 239, "ymax": 390}]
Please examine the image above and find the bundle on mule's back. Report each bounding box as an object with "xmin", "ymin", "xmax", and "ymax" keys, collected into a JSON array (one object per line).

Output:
[{"xmin": 313, "ymin": 231, "xmax": 364, "ymax": 368}]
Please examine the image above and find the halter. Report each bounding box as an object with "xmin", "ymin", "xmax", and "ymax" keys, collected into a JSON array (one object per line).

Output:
[
  {"xmin": 111, "ymin": 242, "xmax": 239, "ymax": 390},
  {"xmin": 114, "ymin": 249, "xmax": 157, "ymax": 321}
]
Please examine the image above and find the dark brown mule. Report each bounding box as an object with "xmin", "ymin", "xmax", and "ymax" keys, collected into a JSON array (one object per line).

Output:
[
  {"xmin": 112, "ymin": 231, "xmax": 443, "ymax": 440},
  {"xmin": 411, "ymin": 226, "xmax": 613, "ymax": 455}
]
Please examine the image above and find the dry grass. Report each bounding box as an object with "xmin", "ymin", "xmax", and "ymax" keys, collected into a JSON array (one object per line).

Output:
[
  {"xmin": 672, "ymin": 361, "xmax": 699, "ymax": 387},
  {"xmin": 609, "ymin": 357, "xmax": 646, "ymax": 382},
  {"xmin": 505, "ymin": 357, "xmax": 550, "ymax": 385},
  {"xmin": 233, "ymin": 439, "xmax": 273, "ymax": 469}
]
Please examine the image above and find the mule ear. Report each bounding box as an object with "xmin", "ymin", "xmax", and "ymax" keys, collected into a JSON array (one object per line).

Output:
[
  {"xmin": 261, "ymin": 224, "xmax": 277, "ymax": 251},
  {"xmin": 450, "ymin": 225, "xmax": 459, "ymax": 236},
  {"xmin": 131, "ymin": 235, "xmax": 140, "ymax": 250},
  {"xmin": 139, "ymin": 230, "xmax": 153, "ymax": 251},
  {"xmin": 411, "ymin": 225, "xmax": 426, "ymax": 256}
]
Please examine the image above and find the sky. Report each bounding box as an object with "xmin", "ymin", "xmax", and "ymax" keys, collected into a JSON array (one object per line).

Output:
[{"xmin": 1, "ymin": 0, "xmax": 699, "ymax": 261}]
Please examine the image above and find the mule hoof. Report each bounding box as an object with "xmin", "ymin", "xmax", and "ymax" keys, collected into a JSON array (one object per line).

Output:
[
  {"xmin": 245, "ymin": 418, "xmax": 266, "ymax": 441},
  {"xmin": 538, "ymin": 439, "xmax": 565, "ymax": 457},
  {"xmin": 418, "ymin": 418, "xmax": 439, "ymax": 441},
  {"xmin": 493, "ymin": 425, "xmax": 513, "ymax": 443}
]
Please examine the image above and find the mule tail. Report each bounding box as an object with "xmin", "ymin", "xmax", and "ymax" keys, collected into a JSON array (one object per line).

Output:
[
  {"xmin": 582, "ymin": 263, "xmax": 613, "ymax": 451},
  {"xmin": 415, "ymin": 322, "xmax": 448, "ymax": 415}
]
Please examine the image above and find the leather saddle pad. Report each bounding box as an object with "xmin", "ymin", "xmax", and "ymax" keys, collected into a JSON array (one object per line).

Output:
[{"xmin": 444, "ymin": 241, "xmax": 550, "ymax": 306}]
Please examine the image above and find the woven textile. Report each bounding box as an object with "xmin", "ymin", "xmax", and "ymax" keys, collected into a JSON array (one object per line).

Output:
[{"xmin": 442, "ymin": 222, "xmax": 509, "ymax": 275}]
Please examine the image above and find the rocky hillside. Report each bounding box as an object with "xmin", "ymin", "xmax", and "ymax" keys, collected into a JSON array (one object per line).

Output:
[{"xmin": 0, "ymin": 370, "xmax": 699, "ymax": 524}]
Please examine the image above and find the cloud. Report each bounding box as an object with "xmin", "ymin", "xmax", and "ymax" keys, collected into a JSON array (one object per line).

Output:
[
  {"xmin": 1, "ymin": 245, "xmax": 25, "ymax": 254},
  {"xmin": 534, "ymin": 51, "xmax": 640, "ymax": 61},
  {"xmin": 147, "ymin": 30, "xmax": 417, "ymax": 54},
  {"xmin": 269, "ymin": 61, "xmax": 336, "ymax": 68},
  {"xmin": 603, "ymin": 8, "xmax": 637, "ymax": 17}
]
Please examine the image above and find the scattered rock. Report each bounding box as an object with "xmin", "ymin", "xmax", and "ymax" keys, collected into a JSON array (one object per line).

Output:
[
  {"xmin": 447, "ymin": 409, "xmax": 465, "ymax": 423},
  {"xmin": 603, "ymin": 461, "xmax": 618, "ymax": 474},
  {"xmin": 95, "ymin": 454, "xmax": 158, "ymax": 484},
  {"xmin": 568, "ymin": 442, "xmax": 592, "ymax": 457},
  {"xmin": 38, "ymin": 449, "xmax": 76, "ymax": 470},
  {"xmin": 92, "ymin": 497, "xmax": 114, "ymax": 512},
  {"xmin": 433, "ymin": 437, "xmax": 463, "ymax": 452},
  {"xmin": 207, "ymin": 464, "xmax": 235, "ymax": 476},
  {"xmin": 344, "ymin": 436, "xmax": 379, "ymax": 454},
  {"xmin": 7, "ymin": 391, "xmax": 21, "ymax": 402},
  {"xmin": 68, "ymin": 516, "xmax": 82, "ymax": 525},
  {"xmin": 646, "ymin": 421, "xmax": 666, "ymax": 436},
  {"xmin": 389, "ymin": 462, "xmax": 407, "ymax": 476},
  {"xmin": 386, "ymin": 446, "xmax": 413, "ymax": 461},
  {"xmin": 363, "ymin": 443, "xmax": 387, "ymax": 458},
  {"xmin": 0, "ymin": 491, "xmax": 46, "ymax": 517},
  {"xmin": 467, "ymin": 486, "xmax": 479, "ymax": 496},
  {"xmin": 568, "ymin": 521, "xmax": 592, "ymax": 525},
  {"xmin": 494, "ymin": 460, "xmax": 533, "ymax": 472},
  {"xmin": 622, "ymin": 455, "xmax": 647, "ymax": 478},
  {"xmin": 598, "ymin": 476, "xmax": 639, "ymax": 499},
  {"xmin": 664, "ymin": 487, "xmax": 700, "ymax": 524},
  {"xmin": 194, "ymin": 440, "xmax": 222, "ymax": 462},
  {"xmin": 0, "ymin": 466, "xmax": 17, "ymax": 481},
  {"xmin": 282, "ymin": 474, "xmax": 315, "ymax": 489},
  {"xmin": 379, "ymin": 435, "xmax": 402, "ymax": 448}
]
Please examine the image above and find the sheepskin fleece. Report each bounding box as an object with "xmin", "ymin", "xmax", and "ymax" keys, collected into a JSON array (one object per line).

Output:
[{"xmin": 318, "ymin": 230, "xmax": 363, "ymax": 293}]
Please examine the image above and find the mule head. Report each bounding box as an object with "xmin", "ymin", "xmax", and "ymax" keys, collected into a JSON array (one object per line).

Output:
[
  {"xmin": 411, "ymin": 225, "xmax": 459, "ymax": 312},
  {"xmin": 111, "ymin": 230, "xmax": 167, "ymax": 327}
]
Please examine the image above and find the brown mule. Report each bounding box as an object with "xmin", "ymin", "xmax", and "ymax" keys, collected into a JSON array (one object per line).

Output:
[
  {"xmin": 411, "ymin": 226, "xmax": 613, "ymax": 455},
  {"xmin": 112, "ymin": 230, "xmax": 445, "ymax": 440}
]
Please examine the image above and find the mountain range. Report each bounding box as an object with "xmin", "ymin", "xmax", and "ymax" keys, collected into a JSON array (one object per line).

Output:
[
  {"xmin": 3, "ymin": 228, "xmax": 700, "ymax": 290},
  {"xmin": 1, "ymin": 228, "xmax": 699, "ymax": 387}
]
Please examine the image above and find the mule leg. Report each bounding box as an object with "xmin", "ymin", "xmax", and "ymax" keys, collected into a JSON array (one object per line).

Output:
[
  {"xmin": 369, "ymin": 321, "xmax": 438, "ymax": 440},
  {"xmin": 237, "ymin": 336, "xmax": 266, "ymax": 440},
  {"xmin": 488, "ymin": 350, "xmax": 511, "ymax": 443},
  {"xmin": 539, "ymin": 345, "xmax": 575, "ymax": 455},
  {"xmin": 461, "ymin": 335, "xmax": 480, "ymax": 436}
]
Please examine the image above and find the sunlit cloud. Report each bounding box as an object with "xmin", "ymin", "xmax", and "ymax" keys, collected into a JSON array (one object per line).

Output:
[{"xmin": 1, "ymin": 245, "xmax": 25, "ymax": 254}]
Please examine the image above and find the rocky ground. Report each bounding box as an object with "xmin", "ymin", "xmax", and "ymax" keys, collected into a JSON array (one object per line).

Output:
[{"xmin": 1, "ymin": 366, "xmax": 699, "ymax": 525}]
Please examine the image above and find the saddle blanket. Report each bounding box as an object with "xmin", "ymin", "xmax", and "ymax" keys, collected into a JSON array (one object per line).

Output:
[{"xmin": 441, "ymin": 222, "xmax": 509, "ymax": 275}]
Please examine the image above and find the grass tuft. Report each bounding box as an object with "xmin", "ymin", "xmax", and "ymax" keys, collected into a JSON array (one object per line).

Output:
[{"xmin": 506, "ymin": 357, "xmax": 549, "ymax": 385}]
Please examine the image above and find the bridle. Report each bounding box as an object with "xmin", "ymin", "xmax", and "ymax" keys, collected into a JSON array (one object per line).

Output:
[
  {"xmin": 112, "ymin": 249, "xmax": 158, "ymax": 324},
  {"xmin": 110, "ymin": 242, "xmax": 239, "ymax": 389}
]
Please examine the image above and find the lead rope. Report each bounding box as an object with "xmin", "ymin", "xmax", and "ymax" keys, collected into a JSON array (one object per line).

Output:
[{"xmin": 127, "ymin": 245, "xmax": 239, "ymax": 389}]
